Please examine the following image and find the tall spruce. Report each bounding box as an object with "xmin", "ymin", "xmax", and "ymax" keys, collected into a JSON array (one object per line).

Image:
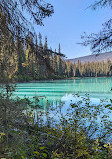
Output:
[
  {"xmin": 38, "ymin": 32, "xmax": 43, "ymax": 52},
  {"xmin": 58, "ymin": 43, "xmax": 63, "ymax": 75},
  {"xmin": 53, "ymin": 49, "xmax": 58, "ymax": 73}
]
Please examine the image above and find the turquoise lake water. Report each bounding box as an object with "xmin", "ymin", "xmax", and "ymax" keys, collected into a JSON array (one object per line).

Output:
[
  {"xmin": 3, "ymin": 77, "xmax": 112, "ymax": 140},
  {"xmin": 13, "ymin": 77, "xmax": 112, "ymax": 109}
]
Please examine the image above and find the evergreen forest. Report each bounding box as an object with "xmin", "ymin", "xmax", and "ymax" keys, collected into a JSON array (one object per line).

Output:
[
  {"xmin": 0, "ymin": 0, "xmax": 112, "ymax": 158},
  {"xmin": 1, "ymin": 30, "xmax": 112, "ymax": 83}
]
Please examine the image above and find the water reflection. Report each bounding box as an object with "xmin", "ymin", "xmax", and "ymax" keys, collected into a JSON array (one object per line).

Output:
[
  {"xmin": 1, "ymin": 78, "xmax": 112, "ymax": 142},
  {"xmin": 14, "ymin": 78, "xmax": 112, "ymax": 109}
]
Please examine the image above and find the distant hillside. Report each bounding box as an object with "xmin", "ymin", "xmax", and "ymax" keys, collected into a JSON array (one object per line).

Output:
[{"xmin": 67, "ymin": 51, "xmax": 112, "ymax": 64}]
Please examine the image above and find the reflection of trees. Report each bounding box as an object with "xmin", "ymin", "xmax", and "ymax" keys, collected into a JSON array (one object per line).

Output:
[{"xmin": 13, "ymin": 78, "xmax": 112, "ymax": 111}]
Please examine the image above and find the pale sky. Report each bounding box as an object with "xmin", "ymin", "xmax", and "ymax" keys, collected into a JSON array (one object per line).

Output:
[{"xmin": 33, "ymin": 0, "xmax": 112, "ymax": 59}]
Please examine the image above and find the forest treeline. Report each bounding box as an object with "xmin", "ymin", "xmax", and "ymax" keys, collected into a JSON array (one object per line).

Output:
[
  {"xmin": 67, "ymin": 59, "xmax": 112, "ymax": 78},
  {"xmin": 0, "ymin": 8, "xmax": 65, "ymax": 82},
  {"xmin": 0, "ymin": 22, "xmax": 65, "ymax": 82},
  {"xmin": 1, "ymin": 27, "xmax": 112, "ymax": 82},
  {"xmin": 1, "ymin": 12, "xmax": 112, "ymax": 82}
]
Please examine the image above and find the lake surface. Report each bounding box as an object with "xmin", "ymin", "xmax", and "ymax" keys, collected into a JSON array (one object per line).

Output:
[
  {"xmin": 9, "ymin": 77, "xmax": 112, "ymax": 140},
  {"xmin": 14, "ymin": 77, "xmax": 112, "ymax": 109}
]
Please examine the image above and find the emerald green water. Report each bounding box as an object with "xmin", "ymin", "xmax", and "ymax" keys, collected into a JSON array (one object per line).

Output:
[
  {"xmin": 14, "ymin": 77, "xmax": 112, "ymax": 107},
  {"xmin": 1, "ymin": 77, "xmax": 110, "ymax": 141},
  {"xmin": 1, "ymin": 77, "xmax": 112, "ymax": 139}
]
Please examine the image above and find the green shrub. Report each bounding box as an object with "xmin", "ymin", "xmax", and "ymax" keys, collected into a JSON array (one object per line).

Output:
[{"xmin": 0, "ymin": 85, "xmax": 112, "ymax": 158}]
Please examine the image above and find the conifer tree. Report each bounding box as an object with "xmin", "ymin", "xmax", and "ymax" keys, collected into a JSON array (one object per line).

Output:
[
  {"xmin": 69, "ymin": 64, "xmax": 74, "ymax": 77},
  {"xmin": 35, "ymin": 35, "xmax": 38, "ymax": 60},
  {"xmin": 17, "ymin": 31, "xmax": 24, "ymax": 75},
  {"xmin": 1, "ymin": 0, "xmax": 54, "ymax": 39},
  {"xmin": 66, "ymin": 61, "xmax": 71, "ymax": 77},
  {"xmin": 58, "ymin": 43, "xmax": 63, "ymax": 76},
  {"xmin": 38, "ymin": 32, "xmax": 43, "ymax": 52},
  {"xmin": 44, "ymin": 36, "xmax": 50, "ymax": 66},
  {"xmin": 81, "ymin": 0, "xmax": 112, "ymax": 53},
  {"xmin": 53, "ymin": 49, "xmax": 58, "ymax": 73},
  {"xmin": 44, "ymin": 36, "xmax": 48, "ymax": 50}
]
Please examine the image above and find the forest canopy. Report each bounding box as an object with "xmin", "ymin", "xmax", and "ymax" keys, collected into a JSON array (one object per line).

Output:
[
  {"xmin": 0, "ymin": 0, "xmax": 65, "ymax": 82},
  {"xmin": 0, "ymin": 0, "xmax": 54, "ymax": 37}
]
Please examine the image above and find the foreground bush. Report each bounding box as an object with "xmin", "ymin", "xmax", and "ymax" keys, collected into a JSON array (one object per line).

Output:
[{"xmin": 0, "ymin": 84, "xmax": 112, "ymax": 158}]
